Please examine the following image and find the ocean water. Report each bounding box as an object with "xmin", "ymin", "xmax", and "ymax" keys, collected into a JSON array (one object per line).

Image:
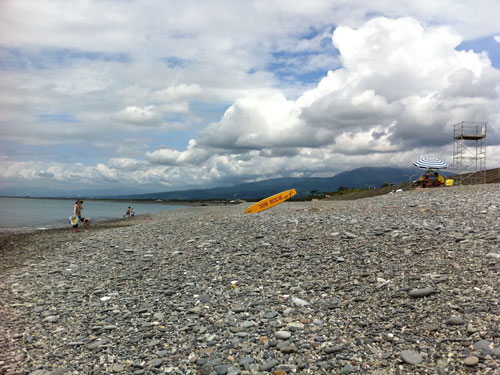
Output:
[{"xmin": 0, "ymin": 197, "xmax": 184, "ymax": 234}]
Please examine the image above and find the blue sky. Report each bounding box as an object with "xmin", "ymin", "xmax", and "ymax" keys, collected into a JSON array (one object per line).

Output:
[
  {"xmin": 1, "ymin": 0, "xmax": 500, "ymax": 196},
  {"xmin": 457, "ymin": 36, "xmax": 500, "ymax": 68}
]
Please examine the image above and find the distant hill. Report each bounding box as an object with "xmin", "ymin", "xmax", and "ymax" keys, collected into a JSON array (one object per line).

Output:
[{"xmin": 114, "ymin": 166, "xmax": 421, "ymax": 200}]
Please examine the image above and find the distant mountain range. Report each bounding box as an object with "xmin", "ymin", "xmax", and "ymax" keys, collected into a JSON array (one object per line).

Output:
[{"xmin": 115, "ymin": 166, "xmax": 425, "ymax": 200}]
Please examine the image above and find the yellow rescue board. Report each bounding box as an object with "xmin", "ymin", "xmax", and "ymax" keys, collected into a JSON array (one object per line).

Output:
[{"xmin": 244, "ymin": 189, "xmax": 296, "ymax": 214}]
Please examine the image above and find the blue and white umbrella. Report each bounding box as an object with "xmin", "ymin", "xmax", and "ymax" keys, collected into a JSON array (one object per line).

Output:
[{"xmin": 413, "ymin": 157, "xmax": 448, "ymax": 170}]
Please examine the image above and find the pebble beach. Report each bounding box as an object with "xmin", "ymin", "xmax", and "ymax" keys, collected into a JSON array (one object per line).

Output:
[{"xmin": 1, "ymin": 184, "xmax": 499, "ymax": 375}]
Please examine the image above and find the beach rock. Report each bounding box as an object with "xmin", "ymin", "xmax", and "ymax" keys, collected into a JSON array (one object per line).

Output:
[
  {"xmin": 88, "ymin": 338, "xmax": 109, "ymax": 349},
  {"xmin": 445, "ymin": 317, "xmax": 464, "ymax": 326},
  {"xmin": 291, "ymin": 297, "xmax": 309, "ymax": 306},
  {"xmin": 464, "ymin": 356, "xmax": 479, "ymax": 366},
  {"xmin": 401, "ymin": 350, "xmax": 423, "ymax": 365},
  {"xmin": 214, "ymin": 365, "xmax": 228, "ymax": 375},
  {"xmin": 46, "ymin": 369, "xmax": 70, "ymax": 375},
  {"xmin": 2, "ymin": 183, "xmax": 500, "ymax": 375},
  {"xmin": 275, "ymin": 330, "xmax": 291, "ymax": 340},
  {"xmin": 280, "ymin": 344, "xmax": 297, "ymax": 353},
  {"xmin": 148, "ymin": 339, "xmax": 161, "ymax": 347},
  {"xmin": 341, "ymin": 364, "xmax": 354, "ymax": 374},
  {"xmin": 111, "ymin": 364, "xmax": 125, "ymax": 372},
  {"xmin": 408, "ymin": 287, "xmax": 435, "ymax": 298},
  {"xmin": 260, "ymin": 360, "xmax": 279, "ymax": 372},
  {"xmin": 325, "ymin": 345, "xmax": 343, "ymax": 354},
  {"xmin": 153, "ymin": 312, "xmax": 164, "ymax": 320},
  {"xmin": 42, "ymin": 316, "xmax": 59, "ymax": 323},
  {"xmin": 485, "ymin": 253, "xmax": 500, "ymax": 260},
  {"xmin": 287, "ymin": 321, "xmax": 304, "ymax": 330},
  {"xmin": 150, "ymin": 358, "xmax": 164, "ymax": 368},
  {"xmin": 473, "ymin": 340, "xmax": 494, "ymax": 355}
]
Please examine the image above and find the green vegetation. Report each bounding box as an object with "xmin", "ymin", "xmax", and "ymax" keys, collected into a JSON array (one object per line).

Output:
[
  {"xmin": 292, "ymin": 186, "xmax": 369, "ymax": 201},
  {"xmin": 110, "ymin": 167, "xmax": 415, "ymax": 201}
]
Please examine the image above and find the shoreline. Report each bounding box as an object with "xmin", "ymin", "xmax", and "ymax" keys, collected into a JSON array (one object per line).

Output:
[
  {"xmin": 0, "ymin": 198, "xmax": 209, "ymax": 237},
  {"xmin": 0, "ymin": 195, "xmax": 238, "ymax": 206},
  {"xmin": 0, "ymin": 211, "xmax": 164, "ymax": 237},
  {"xmin": 1, "ymin": 185, "xmax": 499, "ymax": 374},
  {"xmin": 0, "ymin": 212, "xmax": 169, "ymax": 271}
]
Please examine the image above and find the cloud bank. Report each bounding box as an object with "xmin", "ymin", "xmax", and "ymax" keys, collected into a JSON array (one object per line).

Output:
[{"xmin": 139, "ymin": 17, "xmax": 500, "ymax": 185}]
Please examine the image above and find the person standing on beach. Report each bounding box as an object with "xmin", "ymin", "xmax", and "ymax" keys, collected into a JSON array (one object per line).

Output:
[
  {"xmin": 73, "ymin": 200, "xmax": 90, "ymax": 232},
  {"xmin": 124, "ymin": 206, "xmax": 131, "ymax": 217},
  {"xmin": 71, "ymin": 201, "xmax": 80, "ymax": 232}
]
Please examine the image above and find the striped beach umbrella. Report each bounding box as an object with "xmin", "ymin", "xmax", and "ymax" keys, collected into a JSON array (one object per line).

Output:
[{"xmin": 413, "ymin": 157, "xmax": 448, "ymax": 170}]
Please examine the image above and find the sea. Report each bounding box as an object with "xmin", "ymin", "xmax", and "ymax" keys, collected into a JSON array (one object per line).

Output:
[{"xmin": 0, "ymin": 197, "xmax": 184, "ymax": 234}]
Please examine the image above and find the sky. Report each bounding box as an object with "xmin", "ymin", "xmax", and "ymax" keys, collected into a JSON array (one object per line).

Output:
[{"xmin": 1, "ymin": 0, "xmax": 500, "ymax": 196}]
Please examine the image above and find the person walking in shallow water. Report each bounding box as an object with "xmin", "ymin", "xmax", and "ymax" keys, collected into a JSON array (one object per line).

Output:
[{"xmin": 124, "ymin": 206, "xmax": 131, "ymax": 217}]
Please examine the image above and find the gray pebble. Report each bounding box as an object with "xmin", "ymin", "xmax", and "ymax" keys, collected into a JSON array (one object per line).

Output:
[
  {"xmin": 4, "ymin": 184, "xmax": 500, "ymax": 375},
  {"xmin": 473, "ymin": 339, "xmax": 493, "ymax": 354},
  {"xmin": 111, "ymin": 364, "xmax": 125, "ymax": 372},
  {"xmin": 486, "ymin": 253, "xmax": 500, "ymax": 260},
  {"xmin": 280, "ymin": 344, "xmax": 297, "ymax": 353},
  {"xmin": 445, "ymin": 317, "xmax": 464, "ymax": 326},
  {"xmin": 325, "ymin": 345, "xmax": 343, "ymax": 354},
  {"xmin": 42, "ymin": 316, "xmax": 58, "ymax": 323},
  {"xmin": 214, "ymin": 365, "xmax": 228, "ymax": 375},
  {"xmin": 408, "ymin": 287, "xmax": 435, "ymax": 298},
  {"xmin": 148, "ymin": 339, "xmax": 161, "ymax": 347},
  {"xmin": 341, "ymin": 363, "xmax": 354, "ymax": 374},
  {"xmin": 275, "ymin": 330, "xmax": 291, "ymax": 339},
  {"xmin": 464, "ymin": 356, "xmax": 479, "ymax": 366},
  {"xmin": 260, "ymin": 360, "xmax": 280, "ymax": 371},
  {"xmin": 150, "ymin": 358, "xmax": 164, "ymax": 368},
  {"xmin": 401, "ymin": 350, "xmax": 423, "ymax": 365}
]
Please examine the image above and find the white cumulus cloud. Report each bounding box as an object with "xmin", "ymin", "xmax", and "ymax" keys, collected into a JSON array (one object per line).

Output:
[
  {"xmin": 2, "ymin": 4, "xmax": 500, "ymax": 194},
  {"xmin": 181, "ymin": 17, "xmax": 500, "ymax": 167},
  {"xmin": 114, "ymin": 105, "xmax": 162, "ymax": 126},
  {"xmin": 99, "ymin": 16, "xmax": 500, "ymax": 189},
  {"xmin": 146, "ymin": 139, "xmax": 211, "ymax": 166}
]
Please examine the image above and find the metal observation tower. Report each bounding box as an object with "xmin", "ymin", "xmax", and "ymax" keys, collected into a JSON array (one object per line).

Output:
[{"xmin": 452, "ymin": 122, "xmax": 487, "ymax": 185}]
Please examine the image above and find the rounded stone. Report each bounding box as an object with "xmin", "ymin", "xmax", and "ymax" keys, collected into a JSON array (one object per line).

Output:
[
  {"xmin": 408, "ymin": 287, "xmax": 434, "ymax": 298},
  {"xmin": 42, "ymin": 316, "xmax": 59, "ymax": 323},
  {"xmin": 445, "ymin": 317, "xmax": 464, "ymax": 326},
  {"xmin": 464, "ymin": 356, "xmax": 479, "ymax": 366},
  {"xmin": 214, "ymin": 365, "xmax": 228, "ymax": 375},
  {"xmin": 275, "ymin": 330, "xmax": 291, "ymax": 340},
  {"xmin": 112, "ymin": 364, "xmax": 125, "ymax": 372},
  {"xmin": 280, "ymin": 344, "xmax": 297, "ymax": 353},
  {"xmin": 400, "ymin": 350, "xmax": 423, "ymax": 365}
]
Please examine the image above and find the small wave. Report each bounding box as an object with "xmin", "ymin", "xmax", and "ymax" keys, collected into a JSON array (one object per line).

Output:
[{"xmin": 0, "ymin": 224, "xmax": 63, "ymax": 236}]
